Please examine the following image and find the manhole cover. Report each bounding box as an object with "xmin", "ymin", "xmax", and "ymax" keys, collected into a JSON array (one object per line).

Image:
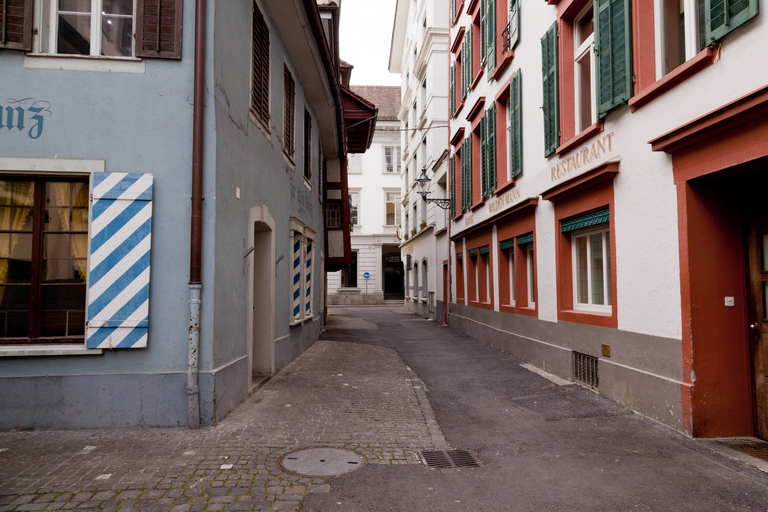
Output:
[{"xmin": 280, "ymin": 448, "xmax": 366, "ymax": 477}]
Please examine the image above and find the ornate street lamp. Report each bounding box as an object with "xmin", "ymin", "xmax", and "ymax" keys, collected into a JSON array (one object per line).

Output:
[{"xmin": 416, "ymin": 167, "xmax": 452, "ymax": 210}]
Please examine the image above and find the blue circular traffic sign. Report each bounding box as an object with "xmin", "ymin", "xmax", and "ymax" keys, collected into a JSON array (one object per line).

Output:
[{"xmin": 363, "ymin": 272, "xmax": 371, "ymax": 279}]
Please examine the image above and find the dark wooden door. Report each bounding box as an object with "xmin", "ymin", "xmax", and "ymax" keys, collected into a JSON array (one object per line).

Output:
[{"xmin": 748, "ymin": 217, "xmax": 768, "ymax": 440}]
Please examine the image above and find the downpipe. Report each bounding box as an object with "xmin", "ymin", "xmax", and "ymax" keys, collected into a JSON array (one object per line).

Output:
[{"xmin": 187, "ymin": 283, "xmax": 202, "ymax": 429}]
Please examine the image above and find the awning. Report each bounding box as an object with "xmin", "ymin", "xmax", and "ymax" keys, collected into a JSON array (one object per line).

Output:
[{"xmin": 342, "ymin": 86, "xmax": 378, "ymax": 153}]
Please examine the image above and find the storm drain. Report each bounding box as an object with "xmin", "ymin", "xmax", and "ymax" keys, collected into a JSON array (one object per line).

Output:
[
  {"xmin": 573, "ymin": 351, "xmax": 599, "ymax": 389},
  {"xmin": 416, "ymin": 449, "xmax": 483, "ymax": 469},
  {"xmin": 280, "ymin": 448, "xmax": 366, "ymax": 477},
  {"xmin": 717, "ymin": 438, "xmax": 768, "ymax": 463}
]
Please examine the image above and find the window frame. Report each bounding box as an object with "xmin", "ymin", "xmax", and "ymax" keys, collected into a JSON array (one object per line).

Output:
[
  {"xmin": 526, "ymin": 243, "xmax": 536, "ymax": 308},
  {"xmin": 250, "ymin": 0, "xmax": 271, "ymax": 134},
  {"xmin": 384, "ymin": 191, "xmax": 401, "ymax": 227},
  {"xmin": 303, "ymin": 109, "xmax": 312, "ymax": 187},
  {"xmin": 574, "ymin": 4, "xmax": 597, "ymax": 133},
  {"xmin": 35, "ymin": 0, "xmax": 138, "ymax": 58},
  {"xmin": 349, "ymin": 190, "xmax": 360, "ymax": 226},
  {"xmin": 283, "ymin": 64, "xmax": 296, "ymax": 162},
  {"xmin": 571, "ymin": 224, "xmax": 612, "ymax": 313}
]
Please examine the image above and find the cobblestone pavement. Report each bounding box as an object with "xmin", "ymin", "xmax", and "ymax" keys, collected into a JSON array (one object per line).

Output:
[{"xmin": 0, "ymin": 337, "xmax": 447, "ymax": 511}]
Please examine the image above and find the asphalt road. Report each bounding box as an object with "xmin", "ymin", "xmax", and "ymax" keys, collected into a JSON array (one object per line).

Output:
[{"xmin": 304, "ymin": 306, "xmax": 768, "ymax": 512}]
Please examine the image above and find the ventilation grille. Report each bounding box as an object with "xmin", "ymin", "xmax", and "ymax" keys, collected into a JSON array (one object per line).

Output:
[
  {"xmin": 574, "ymin": 352, "xmax": 599, "ymax": 389},
  {"xmin": 417, "ymin": 450, "xmax": 483, "ymax": 469},
  {"xmin": 717, "ymin": 438, "xmax": 768, "ymax": 463}
]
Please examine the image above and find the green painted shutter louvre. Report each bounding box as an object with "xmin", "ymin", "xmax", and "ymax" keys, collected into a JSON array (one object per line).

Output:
[
  {"xmin": 517, "ymin": 232, "xmax": 533, "ymax": 245},
  {"xmin": 510, "ymin": 71, "xmax": 523, "ymax": 178},
  {"xmin": 462, "ymin": 39, "xmax": 468, "ymax": 99},
  {"xmin": 561, "ymin": 208, "xmax": 610, "ymax": 232},
  {"xmin": 705, "ymin": 0, "xmax": 758, "ymax": 43},
  {"xmin": 457, "ymin": 252, "xmax": 463, "ymax": 262},
  {"xmin": 488, "ymin": 0, "xmax": 496, "ymax": 74},
  {"xmin": 509, "ymin": 0, "xmax": 520, "ymax": 50},
  {"xmin": 479, "ymin": 245, "xmax": 490, "ymax": 256},
  {"xmin": 480, "ymin": 112, "xmax": 487, "ymax": 197},
  {"xmin": 541, "ymin": 22, "xmax": 559, "ymax": 157},
  {"xmin": 595, "ymin": 0, "xmax": 632, "ymax": 117},
  {"xmin": 469, "ymin": 248, "xmax": 478, "ymax": 258},
  {"xmin": 488, "ymin": 102, "xmax": 496, "ymax": 193},
  {"xmin": 451, "ymin": 0, "xmax": 456, "ymax": 25},
  {"xmin": 481, "ymin": 0, "xmax": 488, "ymax": 65},
  {"xmin": 451, "ymin": 64, "xmax": 456, "ymax": 115},
  {"xmin": 468, "ymin": 137, "xmax": 473, "ymax": 207},
  {"xmin": 500, "ymin": 238, "xmax": 515, "ymax": 251},
  {"xmin": 450, "ymin": 155, "xmax": 456, "ymax": 218}
]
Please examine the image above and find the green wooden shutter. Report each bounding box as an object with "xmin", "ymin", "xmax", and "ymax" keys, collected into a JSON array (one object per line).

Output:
[
  {"xmin": 468, "ymin": 137, "xmax": 473, "ymax": 207},
  {"xmin": 450, "ymin": 64, "xmax": 456, "ymax": 115},
  {"xmin": 705, "ymin": 0, "xmax": 758, "ymax": 42},
  {"xmin": 462, "ymin": 39, "xmax": 468, "ymax": 99},
  {"xmin": 451, "ymin": 0, "xmax": 456, "ymax": 25},
  {"xmin": 541, "ymin": 22, "xmax": 559, "ymax": 157},
  {"xmin": 488, "ymin": 0, "xmax": 496, "ymax": 74},
  {"xmin": 489, "ymin": 102, "xmax": 496, "ymax": 193},
  {"xmin": 480, "ymin": 112, "xmax": 487, "ymax": 197},
  {"xmin": 510, "ymin": 71, "xmax": 523, "ymax": 179},
  {"xmin": 450, "ymin": 156, "xmax": 456, "ymax": 218},
  {"xmin": 509, "ymin": 0, "xmax": 520, "ymax": 50},
  {"xmin": 595, "ymin": 0, "xmax": 633, "ymax": 117},
  {"xmin": 481, "ymin": 0, "xmax": 488, "ymax": 65}
]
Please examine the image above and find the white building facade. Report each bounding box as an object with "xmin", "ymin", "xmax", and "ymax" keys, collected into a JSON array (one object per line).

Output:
[
  {"xmin": 389, "ymin": 0, "xmax": 451, "ymax": 321},
  {"xmin": 327, "ymin": 87, "xmax": 404, "ymax": 305},
  {"xmin": 446, "ymin": 0, "xmax": 768, "ymax": 439}
]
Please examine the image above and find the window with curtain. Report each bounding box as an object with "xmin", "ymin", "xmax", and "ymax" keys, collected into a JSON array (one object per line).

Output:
[{"xmin": 0, "ymin": 178, "xmax": 88, "ymax": 343}]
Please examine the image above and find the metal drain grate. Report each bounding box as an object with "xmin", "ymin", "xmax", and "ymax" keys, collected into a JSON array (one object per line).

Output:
[
  {"xmin": 717, "ymin": 438, "xmax": 768, "ymax": 462},
  {"xmin": 417, "ymin": 449, "xmax": 483, "ymax": 469},
  {"xmin": 574, "ymin": 352, "xmax": 599, "ymax": 389}
]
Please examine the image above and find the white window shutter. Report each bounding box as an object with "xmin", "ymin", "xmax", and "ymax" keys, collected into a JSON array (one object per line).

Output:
[{"xmin": 86, "ymin": 173, "xmax": 153, "ymax": 349}]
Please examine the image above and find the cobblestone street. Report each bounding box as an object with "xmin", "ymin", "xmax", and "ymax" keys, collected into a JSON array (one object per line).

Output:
[{"xmin": 0, "ymin": 331, "xmax": 447, "ymax": 512}]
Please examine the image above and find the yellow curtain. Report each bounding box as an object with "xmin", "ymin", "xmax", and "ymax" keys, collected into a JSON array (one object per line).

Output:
[{"xmin": 0, "ymin": 181, "xmax": 34, "ymax": 304}]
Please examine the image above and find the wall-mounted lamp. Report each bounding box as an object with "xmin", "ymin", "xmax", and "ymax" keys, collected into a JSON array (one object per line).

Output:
[{"xmin": 415, "ymin": 167, "xmax": 452, "ymax": 210}]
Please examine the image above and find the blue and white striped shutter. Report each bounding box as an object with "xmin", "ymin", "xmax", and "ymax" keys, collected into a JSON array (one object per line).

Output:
[
  {"xmin": 86, "ymin": 173, "xmax": 153, "ymax": 349},
  {"xmin": 305, "ymin": 240, "xmax": 313, "ymax": 315},
  {"xmin": 292, "ymin": 233, "xmax": 302, "ymax": 320}
]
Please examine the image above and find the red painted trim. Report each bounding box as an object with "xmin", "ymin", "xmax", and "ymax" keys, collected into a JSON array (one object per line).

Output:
[
  {"xmin": 467, "ymin": 0, "xmax": 480, "ymax": 15},
  {"xmin": 650, "ymin": 83, "xmax": 768, "ymax": 154},
  {"xmin": 541, "ymin": 161, "xmax": 619, "ymax": 202},
  {"xmin": 630, "ymin": 47, "xmax": 717, "ymax": 113},
  {"xmin": 632, "ymin": 0, "xmax": 656, "ymax": 94},
  {"xmin": 495, "ymin": 73, "xmax": 513, "ymax": 102},
  {"xmin": 676, "ymin": 184, "xmax": 694, "ymax": 435},
  {"xmin": 550, "ymin": 179, "xmax": 617, "ymax": 328},
  {"xmin": 466, "ymin": 231, "xmax": 495, "ymax": 310},
  {"xmin": 492, "ymin": 52, "xmax": 514, "ymax": 80},
  {"xmin": 450, "ymin": 26, "xmax": 466, "ymax": 54},
  {"xmin": 455, "ymin": 240, "xmax": 465, "ymax": 302},
  {"xmin": 555, "ymin": 122, "xmax": 604, "ymax": 157},
  {"xmin": 450, "ymin": 127, "xmax": 466, "ymax": 147},
  {"xmin": 472, "ymin": 127, "xmax": 481, "ymax": 205},
  {"xmin": 454, "ymin": 100, "xmax": 465, "ymax": 118},
  {"xmin": 494, "ymin": 179, "xmax": 517, "ymax": 195},
  {"xmin": 451, "ymin": 198, "xmax": 538, "ymax": 241},
  {"xmin": 556, "ymin": 0, "xmax": 591, "ymax": 145},
  {"xmin": 454, "ymin": 0, "xmax": 465, "ymax": 26},
  {"xmin": 467, "ymin": 96, "xmax": 486, "ymax": 122}
]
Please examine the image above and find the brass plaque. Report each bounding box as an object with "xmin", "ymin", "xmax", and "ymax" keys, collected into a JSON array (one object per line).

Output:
[{"xmin": 601, "ymin": 344, "xmax": 611, "ymax": 357}]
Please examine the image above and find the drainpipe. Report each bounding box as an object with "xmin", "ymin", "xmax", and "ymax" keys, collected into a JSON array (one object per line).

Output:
[{"xmin": 187, "ymin": 0, "xmax": 207, "ymax": 429}]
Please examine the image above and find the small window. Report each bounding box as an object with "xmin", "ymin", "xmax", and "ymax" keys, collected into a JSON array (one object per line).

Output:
[
  {"xmin": 349, "ymin": 191, "xmax": 359, "ymax": 226},
  {"xmin": 326, "ymin": 203, "xmax": 341, "ymax": 228},
  {"xmin": 384, "ymin": 147, "xmax": 395, "ymax": 173},
  {"xmin": 251, "ymin": 1, "xmax": 270, "ymax": 128},
  {"xmin": 413, "ymin": 262, "xmax": 419, "ymax": 299},
  {"xmin": 572, "ymin": 226, "xmax": 611, "ymax": 312},
  {"xmin": 527, "ymin": 244, "xmax": 536, "ymax": 307},
  {"xmin": 385, "ymin": 193, "xmax": 401, "ymax": 226},
  {"xmin": 283, "ymin": 65, "xmax": 295, "ymax": 159},
  {"xmin": 507, "ymin": 246, "xmax": 515, "ymax": 306},
  {"xmin": 39, "ymin": 0, "xmax": 135, "ymax": 57},
  {"xmin": 574, "ymin": 5, "xmax": 596, "ymax": 133}
]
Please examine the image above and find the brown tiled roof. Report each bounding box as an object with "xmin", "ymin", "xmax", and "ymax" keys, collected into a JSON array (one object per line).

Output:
[{"xmin": 350, "ymin": 86, "xmax": 401, "ymax": 121}]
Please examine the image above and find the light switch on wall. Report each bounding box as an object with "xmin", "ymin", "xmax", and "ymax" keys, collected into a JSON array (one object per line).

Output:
[{"xmin": 725, "ymin": 297, "xmax": 735, "ymax": 307}]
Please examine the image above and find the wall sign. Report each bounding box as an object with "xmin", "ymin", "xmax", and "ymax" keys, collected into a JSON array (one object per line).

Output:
[
  {"xmin": 1, "ymin": 98, "xmax": 52, "ymax": 140},
  {"xmin": 551, "ymin": 132, "xmax": 615, "ymax": 182}
]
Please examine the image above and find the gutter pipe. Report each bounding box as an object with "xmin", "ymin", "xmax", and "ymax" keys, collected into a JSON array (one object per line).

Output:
[{"xmin": 187, "ymin": 0, "xmax": 206, "ymax": 429}]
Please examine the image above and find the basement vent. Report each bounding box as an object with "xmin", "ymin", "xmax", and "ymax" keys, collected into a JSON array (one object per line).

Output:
[
  {"xmin": 416, "ymin": 449, "xmax": 483, "ymax": 469},
  {"xmin": 717, "ymin": 438, "xmax": 768, "ymax": 463},
  {"xmin": 573, "ymin": 352, "xmax": 599, "ymax": 389}
]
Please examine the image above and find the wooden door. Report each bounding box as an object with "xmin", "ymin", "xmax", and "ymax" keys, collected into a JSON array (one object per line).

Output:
[{"xmin": 748, "ymin": 218, "xmax": 768, "ymax": 440}]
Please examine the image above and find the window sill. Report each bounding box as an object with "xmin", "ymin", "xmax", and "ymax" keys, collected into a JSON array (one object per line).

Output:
[
  {"xmin": 470, "ymin": 200, "xmax": 485, "ymax": 211},
  {"xmin": 283, "ymin": 151, "xmax": 296, "ymax": 169},
  {"xmin": 492, "ymin": 52, "xmax": 514, "ymax": 81},
  {"xmin": 494, "ymin": 179, "xmax": 517, "ymax": 195},
  {"xmin": 629, "ymin": 46, "xmax": 718, "ymax": 113},
  {"xmin": 454, "ymin": 100, "xmax": 465, "ymax": 118},
  {"xmin": 24, "ymin": 54, "xmax": 145, "ymax": 73},
  {"xmin": 0, "ymin": 345, "xmax": 103, "ymax": 357},
  {"xmin": 250, "ymin": 111, "xmax": 271, "ymax": 141},
  {"xmin": 471, "ymin": 68, "xmax": 485, "ymax": 91},
  {"xmin": 453, "ymin": 211, "xmax": 464, "ymax": 221},
  {"xmin": 453, "ymin": 1, "xmax": 465, "ymax": 25},
  {"xmin": 556, "ymin": 122, "xmax": 604, "ymax": 157},
  {"xmin": 558, "ymin": 309, "xmax": 616, "ymax": 328}
]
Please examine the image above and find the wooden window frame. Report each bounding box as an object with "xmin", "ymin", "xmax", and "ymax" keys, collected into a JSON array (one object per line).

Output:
[
  {"xmin": 283, "ymin": 64, "xmax": 296, "ymax": 161},
  {"xmin": 303, "ymin": 109, "xmax": 312, "ymax": 185},
  {"xmin": 251, "ymin": 0, "xmax": 271, "ymax": 132}
]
